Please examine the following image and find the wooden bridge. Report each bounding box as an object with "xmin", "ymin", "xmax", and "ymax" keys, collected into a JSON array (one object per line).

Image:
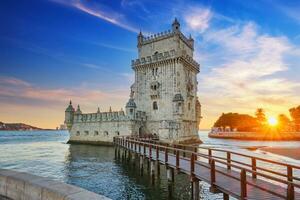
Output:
[{"xmin": 114, "ymin": 136, "xmax": 300, "ymax": 200}]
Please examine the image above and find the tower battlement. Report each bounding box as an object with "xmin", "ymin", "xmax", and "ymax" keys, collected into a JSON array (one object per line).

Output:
[{"xmin": 131, "ymin": 49, "xmax": 199, "ymax": 72}]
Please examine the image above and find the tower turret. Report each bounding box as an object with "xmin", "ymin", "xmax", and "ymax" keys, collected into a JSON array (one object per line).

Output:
[
  {"xmin": 172, "ymin": 18, "xmax": 180, "ymax": 33},
  {"xmin": 65, "ymin": 100, "xmax": 75, "ymax": 130},
  {"xmin": 137, "ymin": 31, "xmax": 143, "ymax": 48},
  {"xmin": 126, "ymin": 98, "xmax": 136, "ymax": 120},
  {"xmin": 75, "ymin": 105, "xmax": 82, "ymax": 115}
]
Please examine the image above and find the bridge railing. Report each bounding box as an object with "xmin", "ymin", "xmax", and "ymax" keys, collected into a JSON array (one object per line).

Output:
[
  {"xmin": 114, "ymin": 136, "xmax": 300, "ymax": 199},
  {"xmin": 125, "ymin": 136, "xmax": 300, "ymax": 181}
]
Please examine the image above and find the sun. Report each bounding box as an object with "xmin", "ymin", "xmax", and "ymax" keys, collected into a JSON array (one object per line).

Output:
[{"xmin": 268, "ymin": 117, "xmax": 278, "ymax": 126}]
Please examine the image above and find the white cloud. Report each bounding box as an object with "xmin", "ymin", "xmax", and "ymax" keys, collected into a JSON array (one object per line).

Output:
[
  {"xmin": 196, "ymin": 22, "xmax": 300, "ymax": 127},
  {"xmin": 184, "ymin": 7, "xmax": 212, "ymax": 33},
  {"xmin": 50, "ymin": 0, "xmax": 139, "ymax": 33}
]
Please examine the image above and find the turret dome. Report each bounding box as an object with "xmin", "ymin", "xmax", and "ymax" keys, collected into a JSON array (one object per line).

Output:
[
  {"xmin": 126, "ymin": 98, "xmax": 136, "ymax": 108},
  {"xmin": 65, "ymin": 101, "xmax": 75, "ymax": 112},
  {"xmin": 75, "ymin": 105, "xmax": 82, "ymax": 114}
]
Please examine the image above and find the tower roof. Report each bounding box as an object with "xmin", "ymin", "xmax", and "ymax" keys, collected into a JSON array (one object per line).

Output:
[
  {"xmin": 75, "ymin": 105, "xmax": 82, "ymax": 114},
  {"xmin": 126, "ymin": 98, "xmax": 136, "ymax": 108},
  {"xmin": 65, "ymin": 100, "xmax": 75, "ymax": 112}
]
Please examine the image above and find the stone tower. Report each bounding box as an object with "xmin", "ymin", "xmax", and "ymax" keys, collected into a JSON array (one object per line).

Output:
[
  {"xmin": 131, "ymin": 19, "xmax": 202, "ymax": 142},
  {"xmin": 64, "ymin": 100, "xmax": 75, "ymax": 130}
]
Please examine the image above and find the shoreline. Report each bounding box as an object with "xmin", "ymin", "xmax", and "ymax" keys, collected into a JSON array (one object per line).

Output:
[{"xmin": 259, "ymin": 146, "xmax": 300, "ymax": 160}]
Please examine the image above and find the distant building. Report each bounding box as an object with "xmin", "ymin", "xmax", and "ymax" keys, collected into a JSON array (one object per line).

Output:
[
  {"xmin": 59, "ymin": 124, "xmax": 67, "ymax": 130},
  {"xmin": 65, "ymin": 19, "xmax": 202, "ymax": 145}
]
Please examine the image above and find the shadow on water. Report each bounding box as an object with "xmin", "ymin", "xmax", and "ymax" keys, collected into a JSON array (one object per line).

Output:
[
  {"xmin": 0, "ymin": 131, "xmax": 227, "ymax": 199},
  {"xmin": 64, "ymin": 144, "xmax": 198, "ymax": 200}
]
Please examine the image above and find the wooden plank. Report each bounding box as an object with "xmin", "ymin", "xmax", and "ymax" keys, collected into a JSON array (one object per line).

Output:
[{"xmin": 120, "ymin": 140, "xmax": 300, "ymax": 200}]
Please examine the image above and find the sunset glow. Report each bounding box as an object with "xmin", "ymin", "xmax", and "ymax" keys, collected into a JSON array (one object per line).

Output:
[{"xmin": 268, "ymin": 117, "xmax": 278, "ymax": 127}]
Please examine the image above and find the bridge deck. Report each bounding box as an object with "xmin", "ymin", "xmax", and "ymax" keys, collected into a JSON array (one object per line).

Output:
[{"xmin": 116, "ymin": 138, "xmax": 300, "ymax": 200}]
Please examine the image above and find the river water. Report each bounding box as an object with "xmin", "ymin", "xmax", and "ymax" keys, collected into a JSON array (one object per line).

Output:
[{"xmin": 0, "ymin": 131, "xmax": 299, "ymax": 199}]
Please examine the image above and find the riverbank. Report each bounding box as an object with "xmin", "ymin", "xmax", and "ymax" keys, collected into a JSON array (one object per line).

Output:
[
  {"xmin": 260, "ymin": 146, "xmax": 300, "ymax": 160},
  {"xmin": 208, "ymin": 131, "xmax": 300, "ymax": 141}
]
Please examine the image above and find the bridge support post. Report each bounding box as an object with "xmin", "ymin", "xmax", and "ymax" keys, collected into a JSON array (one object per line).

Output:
[
  {"xmin": 139, "ymin": 155, "xmax": 144, "ymax": 176},
  {"xmin": 191, "ymin": 177, "xmax": 200, "ymax": 200},
  {"xmin": 150, "ymin": 160, "xmax": 155, "ymax": 185},
  {"xmin": 166, "ymin": 167, "xmax": 174, "ymax": 183},
  {"xmin": 156, "ymin": 161, "xmax": 160, "ymax": 178},
  {"xmin": 167, "ymin": 166, "xmax": 174, "ymax": 199},
  {"xmin": 223, "ymin": 193, "xmax": 229, "ymax": 200}
]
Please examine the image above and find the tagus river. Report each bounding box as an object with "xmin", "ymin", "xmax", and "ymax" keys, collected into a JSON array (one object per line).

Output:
[{"xmin": 0, "ymin": 131, "xmax": 299, "ymax": 199}]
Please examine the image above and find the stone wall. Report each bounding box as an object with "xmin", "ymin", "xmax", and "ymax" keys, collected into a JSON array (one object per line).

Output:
[
  {"xmin": 69, "ymin": 120, "xmax": 140, "ymax": 145},
  {"xmin": 0, "ymin": 169, "xmax": 110, "ymax": 200}
]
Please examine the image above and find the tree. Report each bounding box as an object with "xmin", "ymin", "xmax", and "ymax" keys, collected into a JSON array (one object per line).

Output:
[
  {"xmin": 214, "ymin": 113, "xmax": 258, "ymax": 131},
  {"xmin": 255, "ymin": 108, "xmax": 266, "ymax": 125},
  {"xmin": 277, "ymin": 114, "xmax": 291, "ymax": 131},
  {"xmin": 289, "ymin": 106, "xmax": 300, "ymax": 131}
]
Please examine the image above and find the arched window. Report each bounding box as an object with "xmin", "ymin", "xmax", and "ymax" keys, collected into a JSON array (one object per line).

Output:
[
  {"xmin": 76, "ymin": 131, "xmax": 80, "ymax": 136},
  {"xmin": 104, "ymin": 131, "xmax": 108, "ymax": 136},
  {"xmin": 115, "ymin": 131, "xmax": 120, "ymax": 136},
  {"xmin": 153, "ymin": 101, "xmax": 158, "ymax": 110},
  {"xmin": 94, "ymin": 131, "xmax": 99, "ymax": 136},
  {"xmin": 188, "ymin": 103, "xmax": 191, "ymax": 110},
  {"xmin": 84, "ymin": 131, "xmax": 89, "ymax": 136}
]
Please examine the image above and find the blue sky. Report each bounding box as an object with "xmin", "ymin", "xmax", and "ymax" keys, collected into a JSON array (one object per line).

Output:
[{"xmin": 0, "ymin": 0, "xmax": 300, "ymax": 128}]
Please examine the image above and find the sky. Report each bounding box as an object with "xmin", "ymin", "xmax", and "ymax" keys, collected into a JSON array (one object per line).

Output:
[{"xmin": 0, "ymin": 0, "xmax": 300, "ymax": 129}]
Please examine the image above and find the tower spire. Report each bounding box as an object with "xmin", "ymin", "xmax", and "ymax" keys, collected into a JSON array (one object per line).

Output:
[{"xmin": 172, "ymin": 17, "xmax": 180, "ymax": 33}]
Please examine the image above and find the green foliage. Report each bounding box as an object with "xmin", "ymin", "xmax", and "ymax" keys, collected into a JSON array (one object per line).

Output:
[{"xmin": 214, "ymin": 113, "xmax": 258, "ymax": 131}]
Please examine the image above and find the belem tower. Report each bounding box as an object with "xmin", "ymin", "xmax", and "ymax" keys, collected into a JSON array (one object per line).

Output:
[{"xmin": 65, "ymin": 19, "xmax": 202, "ymax": 145}]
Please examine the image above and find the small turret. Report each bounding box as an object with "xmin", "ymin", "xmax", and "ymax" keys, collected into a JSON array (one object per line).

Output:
[
  {"xmin": 126, "ymin": 98, "xmax": 136, "ymax": 120},
  {"xmin": 188, "ymin": 34, "xmax": 194, "ymax": 49},
  {"xmin": 75, "ymin": 105, "xmax": 82, "ymax": 115},
  {"xmin": 65, "ymin": 100, "xmax": 75, "ymax": 130},
  {"xmin": 137, "ymin": 30, "xmax": 143, "ymax": 48},
  {"xmin": 172, "ymin": 18, "xmax": 180, "ymax": 33}
]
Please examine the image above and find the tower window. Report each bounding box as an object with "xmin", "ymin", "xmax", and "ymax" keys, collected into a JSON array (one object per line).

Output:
[
  {"xmin": 153, "ymin": 101, "xmax": 158, "ymax": 110},
  {"xmin": 130, "ymin": 109, "xmax": 133, "ymax": 114}
]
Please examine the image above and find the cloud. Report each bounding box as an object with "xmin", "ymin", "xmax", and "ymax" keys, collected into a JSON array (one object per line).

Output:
[
  {"xmin": 92, "ymin": 42, "xmax": 135, "ymax": 52},
  {"xmin": 184, "ymin": 7, "xmax": 212, "ymax": 33},
  {"xmin": 50, "ymin": 0, "xmax": 139, "ymax": 33},
  {"xmin": 197, "ymin": 21, "xmax": 300, "ymax": 127},
  {"xmin": 0, "ymin": 76, "xmax": 129, "ymax": 112}
]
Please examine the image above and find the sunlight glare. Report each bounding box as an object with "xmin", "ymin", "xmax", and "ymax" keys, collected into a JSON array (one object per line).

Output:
[{"xmin": 268, "ymin": 117, "xmax": 278, "ymax": 126}]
